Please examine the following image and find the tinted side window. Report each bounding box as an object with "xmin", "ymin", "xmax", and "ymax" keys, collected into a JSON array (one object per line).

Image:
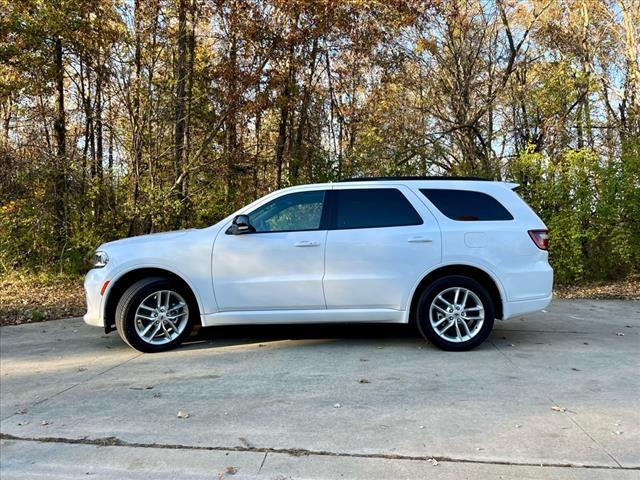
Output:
[
  {"xmin": 249, "ymin": 190, "xmax": 326, "ymax": 232},
  {"xmin": 334, "ymin": 188, "xmax": 423, "ymax": 229},
  {"xmin": 420, "ymin": 189, "xmax": 513, "ymax": 221}
]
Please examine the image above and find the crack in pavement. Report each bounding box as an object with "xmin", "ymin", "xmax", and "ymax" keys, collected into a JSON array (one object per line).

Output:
[
  {"xmin": 1, "ymin": 433, "xmax": 637, "ymax": 471},
  {"xmin": 489, "ymin": 339, "xmax": 625, "ymax": 469},
  {"xmin": 0, "ymin": 353, "xmax": 142, "ymax": 423},
  {"xmin": 258, "ymin": 452, "xmax": 268, "ymax": 473}
]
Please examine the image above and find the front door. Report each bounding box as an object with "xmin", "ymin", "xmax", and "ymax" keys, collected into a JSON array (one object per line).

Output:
[{"xmin": 212, "ymin": 189, "xmax": 329, "ymax": 311}]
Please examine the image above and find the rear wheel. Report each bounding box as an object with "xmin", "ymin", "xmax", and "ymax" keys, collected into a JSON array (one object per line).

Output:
[
  {"xmin": 416, "ymin": 275, "xmax": 494, "ymax": 351},
  {"xmin": 115, "ymin": 277, "xmax": 196, "ymax": 352}
]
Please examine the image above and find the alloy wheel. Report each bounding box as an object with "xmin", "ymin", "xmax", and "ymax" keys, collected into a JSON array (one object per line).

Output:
[
  {"xmin": 429, "ymin": 287, "xmax": 485, "ymax": 343},
  {"xmin": 133, "ymin": 290, "xmax": 189, "ymax": 345}
]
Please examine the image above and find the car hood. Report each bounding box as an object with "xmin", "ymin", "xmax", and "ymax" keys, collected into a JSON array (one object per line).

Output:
[{"xmin": 99, "ymin": 229, "xmax": 196, "ymax": 250}]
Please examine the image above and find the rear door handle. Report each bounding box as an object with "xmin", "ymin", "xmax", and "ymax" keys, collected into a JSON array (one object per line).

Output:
[
  {"xmin": 408, "ymin": 237, "xmax": 433, "ymax": 243},
  {"xmin": 294, "ymin": 241, "xmax": 321, "ymax": 247}
]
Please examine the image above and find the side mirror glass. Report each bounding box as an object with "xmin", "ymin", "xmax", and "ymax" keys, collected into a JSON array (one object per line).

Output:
[{"xmin": 229, "ymin": 214, "xmax": 255, "ymax": 235}]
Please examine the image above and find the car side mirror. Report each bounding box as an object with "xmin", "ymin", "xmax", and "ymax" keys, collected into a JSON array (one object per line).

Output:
[{"xmin": 229, "ymin": 214, "xmax": 256, "ymax": 235}]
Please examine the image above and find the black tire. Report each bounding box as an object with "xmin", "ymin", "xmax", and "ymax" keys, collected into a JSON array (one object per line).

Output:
[
  {"xmin": 115, "ymin": 277, "xmax": 197, "ymax": 353},
  {"xmin": 416, "ymin": 275, "xmax": 495, "ymax": 351}
]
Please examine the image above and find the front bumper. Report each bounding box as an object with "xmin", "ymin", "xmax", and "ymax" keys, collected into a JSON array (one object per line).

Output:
[{"xmin": 83, "ymin": 268, "xmax": 108, "ymax": 327}]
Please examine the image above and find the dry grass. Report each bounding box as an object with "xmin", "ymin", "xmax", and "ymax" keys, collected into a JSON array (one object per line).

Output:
[
  {"xmin": 1, "ymin": 272, "xmax": 638, "ymax": 327},
  {"xmin": 0, "ymin": 272, "xmax": 85, "ymax": 326}
]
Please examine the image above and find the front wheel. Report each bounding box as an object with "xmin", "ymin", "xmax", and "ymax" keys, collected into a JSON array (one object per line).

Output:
[
  {"xmin": 416, "ymin": 275, "xmax": 495, "ymax": 351},
  {"xmin": 115, "ymin": 277, "xmax": 196, "ymax": 352}
]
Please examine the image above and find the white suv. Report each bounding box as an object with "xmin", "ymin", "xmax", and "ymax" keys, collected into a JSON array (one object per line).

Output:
[{"xmin": 84, "ymin": 177, "xmax": 553, "ymax": 352}]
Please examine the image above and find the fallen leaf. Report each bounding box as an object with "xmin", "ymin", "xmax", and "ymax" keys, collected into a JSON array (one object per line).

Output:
[
  {"xmin": 225, "ymin": 466, "xmax": 238, "ymax": 475},
  {"xmin": 427, "ymin": 458, "xmax": 438, "ymax": 466},
  {"xmin": 333, "ymin": 403, "xmax": 341, "ymax": 408},
  {"xmin": 129, "ymin": 385, "xmax": 154, "ymax": 390},
  {"xmin": 177, "ymin": 410, "xmax": 190, "ymax": 419},
  {"xmin": 551, "ymin": 406, "xmax": 567, "ymax": 413},
  {"xmin": 616, "ymin": 332, "xmax": 625, "ymax": 336},
  {"xmin": 359, "ymin": 378, "xmax": 370, "ymax": 384},
  {"xmin": 515, "ymin": 424, "xmax": 522, "ymax": 428},
  {"xmin": 41, "ymin": 420, "xmax": 49, "ymax": 426},
  {"xmin": 614, "ymin": 431, "xmax": 623, "ymax": 435}
]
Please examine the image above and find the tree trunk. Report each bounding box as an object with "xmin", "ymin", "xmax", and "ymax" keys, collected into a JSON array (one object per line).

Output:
[
  {"xmin": 290, "ymin": 36, "xmax": 318, "ymax": 184},
  {"xmin": 128, "ymin": 0, "xmax": 144, "ymax": 236},
  {"xmin": 53, "ymin": 36, "xmax": 67, "ymax": 244},
  {"xmin": 182, "ymin": 2, "xmax": 196, "ymax": 208},
  {"xmin": 174, "ymin": 0, "xmax": 188, "ymax": 200},
  {"xmin": 275, "ymin": 18, "xmax": 297, "ymax": 189}
]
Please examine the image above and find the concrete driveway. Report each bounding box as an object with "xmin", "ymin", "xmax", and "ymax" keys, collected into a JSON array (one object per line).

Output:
[{"xmin": 1, "ymin": 299, "xmax": 639, "ymax": 479}]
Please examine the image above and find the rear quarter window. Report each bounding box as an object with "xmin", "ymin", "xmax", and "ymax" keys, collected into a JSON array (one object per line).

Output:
[{"xmin": 420, "ymin": 189, "xmax": 513, "ymax": 221}]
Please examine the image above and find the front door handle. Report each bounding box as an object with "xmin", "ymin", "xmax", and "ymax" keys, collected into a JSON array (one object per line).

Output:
[
  {"xmin": 294, "ymin": 241, "xmax": 321, "ymax": 247},
  {"xmin": 408, "ymin": 237, "xmax": 433, "ymax": 243}
]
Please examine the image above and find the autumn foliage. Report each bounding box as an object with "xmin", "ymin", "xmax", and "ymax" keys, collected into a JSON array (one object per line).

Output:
[{"xmin": 1, "ymin": 0, "xmax": 639, "ymax": 284}]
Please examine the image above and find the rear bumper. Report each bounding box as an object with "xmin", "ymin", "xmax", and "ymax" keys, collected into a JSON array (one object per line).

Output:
[
  {"xmin": 503, "ymin": 293, "xmax": 552, "ymax": 319},
  {"xmin": 500, "ymin": 258, "xmax": 553, "ymax": 319}
]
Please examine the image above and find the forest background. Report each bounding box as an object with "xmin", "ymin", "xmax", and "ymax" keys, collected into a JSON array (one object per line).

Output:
[{"xmin": 1, "ymin": 0, "xmax": 638, "ymax": 308}]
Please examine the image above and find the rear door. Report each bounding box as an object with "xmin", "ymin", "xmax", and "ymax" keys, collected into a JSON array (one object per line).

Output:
[{"xmin": 323, "ymin": 185, "xmax": 442, "ymax": 311}]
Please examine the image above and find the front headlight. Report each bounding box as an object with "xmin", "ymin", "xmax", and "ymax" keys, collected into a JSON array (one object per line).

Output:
[{"xmin": 93, "ymin": 251, "xmax": 109, "ymax": 268}]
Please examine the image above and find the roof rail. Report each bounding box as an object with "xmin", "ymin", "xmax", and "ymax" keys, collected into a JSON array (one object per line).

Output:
[{"xmin": 337, "ymin": 176, "xmax": 494, "ymax": 182}]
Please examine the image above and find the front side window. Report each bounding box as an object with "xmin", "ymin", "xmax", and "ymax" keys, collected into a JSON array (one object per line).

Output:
[
  {"xmin": 420, "ymin": 189, "xmax": 513, "ymax": 221},
  {"xmin": 248, "ymin": 190, "xmax": 326, "ymax": 232},
  {"xmin": 334, "ymin": 188, "xmax": 423, "ymax": 229}
]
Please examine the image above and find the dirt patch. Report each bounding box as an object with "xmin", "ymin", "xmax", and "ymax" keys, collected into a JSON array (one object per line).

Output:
[
  {"xmin": 554, "ymin": 275, "xmax": 639, "ymax": 301},
  {"xmin": 0, "ymin": 273, "xmax": 85, "ymax": 326}
]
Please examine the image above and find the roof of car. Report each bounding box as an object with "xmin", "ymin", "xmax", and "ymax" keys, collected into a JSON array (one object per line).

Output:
[{"xmin": 337, "ymin": 176, "xmax": 494, "ymax": 182}]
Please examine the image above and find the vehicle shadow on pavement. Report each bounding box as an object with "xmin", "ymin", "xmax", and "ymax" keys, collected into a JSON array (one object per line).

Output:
[
  {"xmin": 178, "ymin": 316, "xmax": 588, "ymax": 352},
  {"xmin": 180, "ymin": 322, "xmax": 553, "ymax": 351},
  {"xmin": 185, "ymin": 322, "xmax": 421, "ymax": 349}
]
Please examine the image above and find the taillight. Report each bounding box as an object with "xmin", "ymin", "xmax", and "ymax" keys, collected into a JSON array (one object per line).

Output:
[{"xmin": 528, "ymin": 230, "xmax": 549, "ymax": 250}]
